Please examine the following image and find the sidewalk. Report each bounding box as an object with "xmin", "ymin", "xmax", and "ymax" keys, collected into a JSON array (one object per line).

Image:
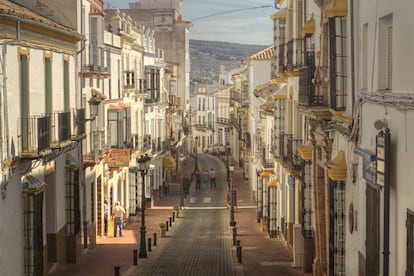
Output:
[
  {"xmin": 230, "ymin": 166, "xmax": 312, "ymax": 276},
  {"xmin": 49, "ymin": 155, "xmax": 311, "ymax": 276}
]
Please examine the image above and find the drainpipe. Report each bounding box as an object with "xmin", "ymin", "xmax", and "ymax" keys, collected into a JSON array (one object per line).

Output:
[
  {"xmin": 383, "ymin": 128, "xmax": 390, "ymax": 276},
  {"xmin": 350, "ymin": 0, "xmax": 355, "ymax": 115}
]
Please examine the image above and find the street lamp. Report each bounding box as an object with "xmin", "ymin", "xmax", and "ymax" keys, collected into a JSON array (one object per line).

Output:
[
  {"xmin": 179, "ymin": 154, "xmax": 185, "ymax": 209},
  {"xmin": 137, "ymin": 153, "xmax": 151, "ymax": 258},
  {"xmin": 229, "ymin": 163, "xmax": 236, "ymax": 227},
  {"xmin": 226, "ymin": 143, "xmax": 230, "ymax": 189},
  {"xmin": 194, "ymin": 136, "xmax": 199, "ymax": 172}
]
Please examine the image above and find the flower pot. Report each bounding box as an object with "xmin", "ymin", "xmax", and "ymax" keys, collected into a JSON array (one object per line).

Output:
[{"xmin": 160, "ymin": 227, "xmax": 166, "ymax": 238}]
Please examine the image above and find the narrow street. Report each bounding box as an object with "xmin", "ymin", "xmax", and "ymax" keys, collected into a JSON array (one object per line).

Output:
[{"xmin": 127, "ymin": 154, "xmax": 243, "ymax": 275}]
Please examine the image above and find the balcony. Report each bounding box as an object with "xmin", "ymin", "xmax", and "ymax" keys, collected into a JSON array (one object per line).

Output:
[
  {"xmin": 73, "ymin": 108, "xmax": 86, "ymax": 140},
  {"xmin": 83, "ymin": 130, "xmax": 109, "ymax": 166},
  {"xmin": 216, "ymin": 117, "xmax": 229, "ymax": 125},
  {"xmin": 298, "ymin": 51, "xmax": 323, "ymax": 106},
  {"xmin": 18, "ymin": 115, "xmax": 52, "ymax": 158},
  {"xmin": 230, "ymin": 89, "xmax": 241, "ymax": 103},
  {"xmin": 287, "ymin": 136, "xmax": 303, "ymax": 175},
  {"xmin": 51, "ymin": 111, "xmax": 72, "ymax": 149},
  {"xmin": 279, "ymin": 39, "xmax": 302, "ymax": 77},
  {"xmin": 261, "ymin": 146, "xmax": 274, "ymax": 169}
]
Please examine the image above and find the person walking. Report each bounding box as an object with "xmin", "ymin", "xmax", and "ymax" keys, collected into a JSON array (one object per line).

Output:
[
  {"xmin": 209, "ymin": 168, "xmax": 216, "ymax": 189},
  {"xmin": 112, "ymin": 201, "xmax": 125, "ymax": 237},
  {"xmin": 103, "ymin": 199, "xmax": 109, "ymax": 237},
  {"xmin": 195, "ymin": 169, "xmax": 201, "ymax": 189}
]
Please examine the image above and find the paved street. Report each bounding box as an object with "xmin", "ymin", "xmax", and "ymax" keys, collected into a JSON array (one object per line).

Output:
[{"xmin": 49, "ymin": 153, "xmax": 311, "ymax": 276}]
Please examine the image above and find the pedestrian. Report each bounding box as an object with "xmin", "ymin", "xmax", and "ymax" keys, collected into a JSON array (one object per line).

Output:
[
  {"xmin": 104, "ymin": 199, "xmax": 109, "ymax": 237},
  {"xmin": 195, "ymin": 169, "xmax": 201, "ymax": 189},
  {"xmin": 209, "ymin": 168, "xmax": 216, "ymax": 189},
  {"xmin": 112, "ymin": 201, "xmax": 125, "ymax": 237}
]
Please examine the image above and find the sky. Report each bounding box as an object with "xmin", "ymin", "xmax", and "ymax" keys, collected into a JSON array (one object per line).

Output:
[{"xmin": 104, "ymin": 0, "xmax": 276, "ymax": 45}]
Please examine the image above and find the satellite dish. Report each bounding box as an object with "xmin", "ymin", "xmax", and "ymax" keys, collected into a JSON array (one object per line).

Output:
[{"xmin": 374, "ymin": 120, "xmax": 384, "ymax": 130}]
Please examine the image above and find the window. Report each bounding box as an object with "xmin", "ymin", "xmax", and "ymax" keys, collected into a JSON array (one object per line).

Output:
[
  {"xmin": 20, "ymin": 53, "xmax": 29, "ymax": 151},
  {"xmin": 63, "ymin": 59, "xmax": 70, "ymax": 111},
  {"xmin": 108, "ymin": 108, "xmax": 131, "ymax": 148},
  {"xmin": 407, "ymin": 209, "xmax": 414, "ymax": 275},
  {"xmin": 301, "ymin": 161, "xmax": 313, "ymax": 237},
  {"xmin": 379, "ymin": 14, "xmax": 393, "ymax": 90},
  {"xmin": 24, "ymin": 193, "xmax": 43, "ymax": 276},
  {"xmin": 361, "ymin": 23, "xmax": 368, "ymax": 90},
  {"xmin": 328, "ymin": 17, "xmax": 347, "ymax": 111},
  {"xmin": 66, "ymin": 169, "xmax": 81, "ymax": 236},
  {"xmin": 329, "ymin": 180, "xmax": 345, "ymax": 275},
  {"xmin": 145, "ymin": 67, "xmax": 160, "ymax": 103},
  {"xmin": 45, "ymin": 57, "xmax": 52, "ymax": 114}
]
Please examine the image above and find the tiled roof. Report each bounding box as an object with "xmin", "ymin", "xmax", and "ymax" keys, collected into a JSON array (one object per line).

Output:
[
  {"xmin": 0, "ymin": 0, "xmax": 80, "ymax": 37},
  {"xmin": 244, "ymin": 45, "xmax": 274, "ymax": 62}
]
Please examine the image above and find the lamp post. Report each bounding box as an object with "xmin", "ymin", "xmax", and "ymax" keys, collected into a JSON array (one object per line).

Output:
[
  {"xmin": 226, "ymin": 143, "xmax": 230, "ymax": 189},
  {"xmin": 194, "ymin": 136, "xmax": 199, "ymax": 172},
  {"xmin": 179, "ymin": 154, "xmax": 185, "ymax": 209},
  {"xmin": 137, "ymin": 153, "xmax": 151, "ymax": 258},
  {"xmin": 229, "ymin": 164, "xmax": 235, "ymax": 227}
]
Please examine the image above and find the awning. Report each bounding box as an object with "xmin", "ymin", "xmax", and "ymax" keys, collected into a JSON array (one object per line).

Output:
[
  {"xmin": 22, "ymin": 175, "xmax": 46, "ymax": 195},
  {"xmin": 301, "ymin": 16, "xmax": 315, "ymax": 38},
  {"xmin": 162, "ymin": 155, "xmax": 176, "ymax": 170},
  {"xmin": 267, "ymin": 178, "xmax": 278, "ymax": 188},
  {"xmin": 271, "ymin": 84, "xmax": 287, "ymax": 100},
  {"xmin": 108, "ymin": 102, "xmax": 130, "ymax": 112},
  {"xmin": 260, "ymin": 169, "xmax": 275, "ymax": 177},
  {"xmin": 65, "ymin": 154, "xmax": 79, "ymax": 170},
  {"xmin": 299, "ymin": 141, "xmax": 313, "ymax": 161},
  {"xmin": 271, "ymin": 9, "xmax": 287, "ymax": 20},
  {"xmin": 260, "ymin": 101, "xmax": 275, "ymax": 112},
  {"xmin": 327, "ymin": 150, "xmax": 347, "ymax": 181},
  {"xmin": 325, "ymin": 0, "xmax": 348, "ymax": 18}
]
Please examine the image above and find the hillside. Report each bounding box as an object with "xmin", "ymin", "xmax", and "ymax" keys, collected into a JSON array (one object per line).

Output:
[{"xmin": 190, "ymin": 39, "xmax": 267, "ymax": 84}]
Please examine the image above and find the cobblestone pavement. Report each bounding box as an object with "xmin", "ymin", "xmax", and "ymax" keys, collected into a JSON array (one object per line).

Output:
[
  {"xmin": 126, "ymin": 209, "xmax": 243, "ymax": 276},
  {"xmin": 48, "ymin": 154, "xmax": 311, "ymax": 276}
]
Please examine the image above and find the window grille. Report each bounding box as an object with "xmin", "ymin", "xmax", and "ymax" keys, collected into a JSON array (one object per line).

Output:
[
  {"xmin": 23, "ymin": 193, "xmax": 43, "ymax": 276},
  {"xmin": 301, "ymin": 161, "xmax": 313, "ymax": 238},
  {"xmin": 329, "ymin": 180, "xmax": 345, "ymax": 275},
  {"xmin": 66, "ymin": 169, "xmax": 81, "ymax": 236},
  {"xmin": 407, "ymin": 209, "xmax": 414, "ymax": 275},
  {"xmin": 328, "ymin": 17, "xmax": 347, "ymax": 111}
]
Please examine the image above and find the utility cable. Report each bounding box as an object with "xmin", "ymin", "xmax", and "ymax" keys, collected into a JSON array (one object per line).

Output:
[{"xmin": 189, "ymin": 5, "xmax": 273, "ymax": 21}]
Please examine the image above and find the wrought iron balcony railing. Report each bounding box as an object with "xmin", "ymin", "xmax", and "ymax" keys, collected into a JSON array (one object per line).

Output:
[
  {"xmin": 287, "ymin": 136, "xmax": 303, "ymax": 173},
  {"xmin": 18, "ymin": 115, "xmax": 52, "ymax": 158}
]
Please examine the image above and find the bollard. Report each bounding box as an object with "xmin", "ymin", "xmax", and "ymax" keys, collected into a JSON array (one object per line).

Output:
[
  {"xmin": 114, "ymin": 265, "xmax": 120, "ymax": 276},
  {"xmin": 153, "ymin": 233, "xmax": 157, "ymax": 246},
  {"xmin": 169, "ymin": 217, "xmax": 172, "ymax": 227},
  {"xmin": 166, "ymin": 221, "xmax": 169, "ymax": 231},
  {"xmin": 172, "ymin": 212, "xmax": 175, "ymax": 221},
  {"xmin": 133, "ymin": 249, "xmax": 138, "ymax": 265},
  {"xmin": 148, "ymin": 238, "xmax": 152, "ymax": 252},
  {"xmin": 237, "ymin": 245, "xmax": 243, "ymax": 263}
]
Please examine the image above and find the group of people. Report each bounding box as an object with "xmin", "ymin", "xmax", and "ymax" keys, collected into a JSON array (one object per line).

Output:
[
  {"xmin": 103, "ymin": 167, "xmax": 219, "ymax": 238},
  {"xmin": 194, "ymin": 168, "xmax": 216, "ymax": 189},
  {"xmin": 103, "ymin": 199, "xmax": 126, "ymax": 238}
]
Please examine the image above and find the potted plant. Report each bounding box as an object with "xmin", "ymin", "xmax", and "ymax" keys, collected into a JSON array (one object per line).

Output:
[{"xmin": 159, "ymin": 222, "xmax": 166, "ymax": 237}]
